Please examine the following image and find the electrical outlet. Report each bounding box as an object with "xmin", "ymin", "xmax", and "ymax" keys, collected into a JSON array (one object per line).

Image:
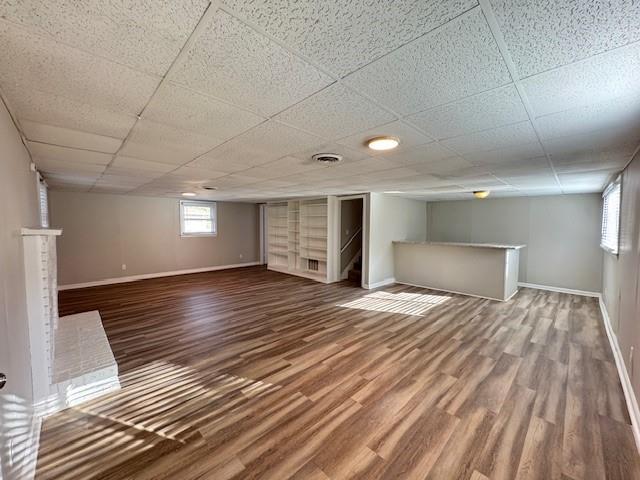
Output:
[
  {"xmin": 239, "ymin": 254, "xmax": 243, "ymax": 259},
  {"xmin": 121, "ymin": 264, "xmax": 127, "ymax": 271}
]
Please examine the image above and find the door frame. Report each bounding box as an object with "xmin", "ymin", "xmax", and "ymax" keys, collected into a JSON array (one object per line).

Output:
[{"xmin": 335, "ymin": 194, "xmax": 368, "ymax": 288}]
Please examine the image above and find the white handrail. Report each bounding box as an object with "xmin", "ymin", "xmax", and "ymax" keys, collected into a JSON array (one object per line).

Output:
[{"xmin": 340, "ymin": 227, "xmax": 362, "ymax": 254}]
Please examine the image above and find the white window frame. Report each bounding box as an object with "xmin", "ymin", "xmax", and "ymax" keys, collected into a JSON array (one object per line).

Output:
[
  {"xmin": 601, "ymin": 177, "xmax": 621, "ymax": 255},
  {"xmin": 180, "ymin": 200, "xmax": 217, "ymax": 237},
  {"xmin": 37, "ymin": 173, "xmax": 49, "ymax": 228}
]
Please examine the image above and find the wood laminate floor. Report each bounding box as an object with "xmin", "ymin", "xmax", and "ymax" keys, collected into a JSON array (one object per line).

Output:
[{"xmin": 38, "ymin": 266, "xmax": 640, "ymax": 479}]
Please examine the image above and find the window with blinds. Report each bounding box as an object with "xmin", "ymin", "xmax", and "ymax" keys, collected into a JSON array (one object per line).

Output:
[
  {"xmin": 38, "ymin": 175, "xmax": 49, "ymax": 228},
  {"xmin": 180, "ymin": 200, "xmax": 217, "ymax": 236},
  {"xmin": 601, "ymin": 179, "xmax": 621, "ymax": 254}
]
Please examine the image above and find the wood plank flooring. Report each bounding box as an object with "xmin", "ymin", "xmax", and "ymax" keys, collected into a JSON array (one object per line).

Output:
[{"xmin": 38, "ymin": 266, "xmax": 640, "ymax": 479}]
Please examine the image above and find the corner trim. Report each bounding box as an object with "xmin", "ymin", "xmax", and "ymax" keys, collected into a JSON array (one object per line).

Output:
[
  {"xmin": 363, "ymin": 277, "xmax": 395, "ymax": 289},
  {"xmin": 517, "ymin": 282, "xmax": 600, "ymax": 298},
  {"xmin": 58, "ymin": 262, "xmax": 260, "ymax": 290},
  {"xmin": 599, "ymin": 295, "xmax": 640, "ymax": 452}
]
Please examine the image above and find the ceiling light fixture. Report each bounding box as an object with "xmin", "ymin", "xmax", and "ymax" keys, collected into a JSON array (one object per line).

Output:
[
  {"xmin": 473, "ymin": 190, "xmax": 490, "ymax": 199},
  {"xmin": 367, "ymin": 136, "xmax": 400, "ymax": 151},
  {"xmin": 202, "ymin": 186, "xmax": 217, "ymax": 191},
  {"xmin": 182, "ymin": 192, "xmax": 197, "ymax": 197}
]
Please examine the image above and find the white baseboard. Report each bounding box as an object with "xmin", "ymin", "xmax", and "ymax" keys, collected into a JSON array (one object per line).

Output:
[
  {"xmin": 364, "ymin": 277, "xmax": 395, "ymax": 289},
  {"xmin": 599, "ymin": 296, "xmax": 640, "ymax": 452},
  {"xmin": 58, "ymin": 261, "xmax": 261, "ymax": 290},
  {"xmin": 517, "ymin": 282, "xmax": 600, "ymax": 298}
]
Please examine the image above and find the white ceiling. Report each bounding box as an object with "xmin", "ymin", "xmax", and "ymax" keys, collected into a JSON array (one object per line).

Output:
[{"xmin": 0, "ymin": 0, "xmax": 639, "ymax": 202}]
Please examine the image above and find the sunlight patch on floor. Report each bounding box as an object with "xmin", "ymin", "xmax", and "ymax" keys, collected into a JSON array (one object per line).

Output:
[{"xmin": 337, "ymin": 290, "xmax": 451, "ymax": 316}]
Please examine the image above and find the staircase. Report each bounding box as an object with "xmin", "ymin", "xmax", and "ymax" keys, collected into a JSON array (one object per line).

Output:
[{"xmin": 347, "ymin": 255, "xmax": 362, "ymax": 285}]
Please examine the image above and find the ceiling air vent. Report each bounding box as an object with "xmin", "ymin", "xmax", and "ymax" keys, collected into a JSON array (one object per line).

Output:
[
  {"xmin": 201, "ymin": 185, "xmax": 217, "ymax": 191},
  {"xmin": 312, "ymin": 153, "xmax": 343, "ymax": 164}
]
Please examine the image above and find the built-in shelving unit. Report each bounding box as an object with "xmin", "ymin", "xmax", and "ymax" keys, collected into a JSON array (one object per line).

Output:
[
  {"xmin": 267, "ymin": 196, "xmax": 337, "ymax": 283},
  {"xmin": 267, "ymin": 202, "xmax": 288, "ymax": 269}
]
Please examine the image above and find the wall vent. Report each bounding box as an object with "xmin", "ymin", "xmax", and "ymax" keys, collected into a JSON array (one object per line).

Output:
[{"xmin": 308, "ymin": 259, "xmax": 319, "ymax": 271}]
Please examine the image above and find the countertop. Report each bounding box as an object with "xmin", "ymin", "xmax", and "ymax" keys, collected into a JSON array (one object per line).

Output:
[{"xmin": 393, "ymin": 241, "xmax": 526, "ymax": 250}]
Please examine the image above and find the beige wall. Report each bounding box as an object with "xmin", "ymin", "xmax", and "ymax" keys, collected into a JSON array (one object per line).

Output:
[
  {"xmin": 602, "ymin": 152, "xmax": 640, "ymax": 399},
  {"xmin": 367, "ymin": 193, "xmax": 427, "ymax": 286},
  {"xmin": 49, "ymin": 191, "xmax": 260, "ymax": 286},
  {"xmin": 0, "ymin": 98, "xmax": 41, "ymax": 478},
  {"xmin": 427, "ymin": 194, "xmax": 603, "ymax": 292}
]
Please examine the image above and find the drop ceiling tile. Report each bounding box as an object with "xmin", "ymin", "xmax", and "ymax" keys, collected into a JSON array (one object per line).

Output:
[
  {"xmin": 91, "ymin": 185, "xmax": 136, "ymax": 194},
  {"xmin": 20, "ymin": 120, "xmax": 122, "ymax": 153},
  {"xmin": 120, "ymin": 120, "xmax": 223, "ymax": 165},
  {"xmin": 221, "ymin": 0, "xmax": 477, "ymax": 77},
  {"xmin": 536, "ymin": 95, "xmax": 640, "ymax": 140},
  {"xmin": 275, "ymin": 83, "xmax": 396, "ymax": 139},
  {"xmin": 143, "ymin": 83, "xmax": 265, "ymax": 140},
  {"xmin": 496, "ymin": 173, "xmax": 559, "ymax": 189},
  {"xmin": 0, "ymin": 22, "xmax": 159, "ymax": 115},
  {"xmin": 0, "ymin": 0, "xmax": 209, "ymax": 76},
  {"xmin": 111, "ymin": 156, "xmax": 176, "ymax": 173},
  {"xmin": 6, "ymin": 87, "xmax": 136, "ymax": 138},
  {"xmin": 487, "ymin": 157, "xmax": 552, "ymax": 176},
  {"xmin": 193, "ymin": 121, "xmax": 325, "ymax": 171},
  {"xmin": 33, "ymin": 158, "xmax": 107, "ymax": 175},
  {"xmin": 344, "ymin": 8, "xmax": 511, "ymax": 115},
  {"xmin": 489, "ymin": 0, "xmax": 640, "ymax": 78},
  {"xmin": 95, "ymin": 174, "xmax": 151, "ymax": 187},
  {"xmin": 103, "ymin": 166, "xmax": 165, "ymax": 180},
  {"xmin": 27, "ymin": 141, "xmax": 113, "ymax": 165},
  {"xmin": 169, "ymin": 9, "xmax": 332, "ymax": 116},
  {"xmin": 259, "ymin": 156, "xmax": 328, "ymax": 176},
  {"xmin": 543, "ymin": 127, "xmax": 639, "ymax": 158},
  {"xmin": 336, "ymin": 120, "xmax": 433, "ymax": 156},
  {"xmin": 328, "ymin": 157, "xmax": 398, "ymax": 176},
  {"xmin": 406, "ymin": 85, "xmax": 528, "ymax": 140},
  {"xmin": 442, "ymin": 121, "xmax": 538, "ymax": 155},
  {"xmin": 383, "ymin": 142, "xmax": 458, "ymax": 165},
  {"xmin": 407, "ymin": 156, "xmax": 476, "ymax": 175},
  {"xmin": 462, "ymin": 141, "xmax": 545, "ymax": 166},
  {"xmin": 168, "ymin": 166, "xmax": 229, "ymax": 182},
  {"xmin": 559, "ymin": 170, "xmax": 615, "ymax": 189},
  {"xmin": 522, "ymin": 42, "xmax": 640, "ymax": 117},
  {"xmin": 44, "ymin": 172, "xmax": 101, "ymax": 185},
  {"xmin": 552, "ymin": 147, "xmax": 630, "ymax": 174}
]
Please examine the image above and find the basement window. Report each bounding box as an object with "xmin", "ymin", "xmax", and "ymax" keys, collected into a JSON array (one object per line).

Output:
[
  {"xmin": 180, "ymin": 200, "xmax": 217, "ymax": 236},
  {"xmin": 601, "ymin": 178, "xmax": 621, "ymax": 255},
  {"xmin": 38, "ymin": 174, "xmax": 49, "ymax": 228}
]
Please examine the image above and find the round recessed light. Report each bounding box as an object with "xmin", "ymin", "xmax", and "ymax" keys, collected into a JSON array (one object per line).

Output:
[
  {"xmin": 182, "ymin": 192, "xmax": 197, "ymax": 197},
  {"xmin": 367, "ymin": 136, "xmax": 400, "ymax": 151},
  {"xmin": 473, "ymin": 190, "xmax": 490, "ymax": 199}
]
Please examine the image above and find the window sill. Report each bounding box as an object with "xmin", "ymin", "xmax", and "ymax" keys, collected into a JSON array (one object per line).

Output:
[
  {"xmin": 181, "ymin": 233, "xmax": 217, "ymax": 238},
  {"xmin": 600, "ymin": 244, "xmax": 619, "ymax": 256}
]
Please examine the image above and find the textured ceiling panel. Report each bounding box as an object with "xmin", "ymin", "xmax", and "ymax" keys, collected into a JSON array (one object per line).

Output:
[
  {"xmin": 0, "ymin": 22, "xmax": 159, "ymax": 115},
  {"xmin": 536, "ymin": 95, "xmax": 640, "ymax": 140},
  {"xmin": 220, "ymin": 0, "xmax": 477, "ymax": 77},
  {"xmin": 552, "ymin": 147, "xmax": 632, "ymax": 174},
  {"xmin": 5, "ymin": 88, "xmax": 136, "ymax": 139},
  {"xmin": 442, "ymin": 121, "xmax": 538, "ymax": 155},
  {"xmin": 110, "ymin": 156, "xmax": 176, "ymax": 173},
  {"xmin": 0, "ymin": 0, "xmax": 209, "ymax": 76},
  {"xmin": 544, "ymin": 127, "xmax": 639, "ymax": 158},
  {"xmin": 20, "ymin": 120, "xmax": 122, "ymax": 154},
  {"xmin": 489, "ymin": 0, "xmax": 640, "ymax": 78},
  {"xmin": 192, "ymin": 121, "xmax": 325, "ymax": 171},
  {"xmin": 407, "ymin": 156, "xmax": 476, "ymax": 175},
  {"xmin": 27, "ymin": 141, "xmax": 113, "ymax": 165},
  {"xmin": 382, "ymin": 142, "xmax": 458, "ymax": 166},
  {"xmin": 33, "ymin": 157, "xmax": 107, "ymax": 175},
  {"xmin": 120, "ymin": 120, "xmax": 224, "ymax": 166},
  {"xmin": 406, "ymin": 85, "xmax": 528, "ymax": 140},
  {"xmin": 143, "ymin": 83, "xmax": 265, "ymax": 140},
  {"xmin": 275, "ymin": 83, "xmax": 396, "ymax": 139},
  {"xmin": 461, "ymin": 142, "xmax": 545, "ymax": 166},
  {"xmin": 344, "ymin": 8, "xmax": 511, "ymax": 115},
  {"xmin": 522, "ymin": 42, "xmax": 640, "ymax": 117},
  {"xmin": 337, "ymin": 120, "xmax": 433, "ymax": 156},
  {"xmin": 169, "ymin": 9, "xmax": 332, "ymax": 116}
]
